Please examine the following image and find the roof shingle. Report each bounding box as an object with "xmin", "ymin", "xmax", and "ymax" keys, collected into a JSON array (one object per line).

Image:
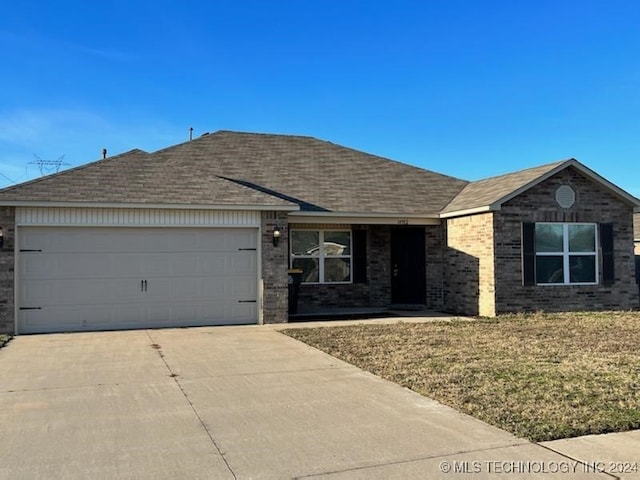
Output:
[
  {"xmin": 0, "ymin": 145, "xmax": 296, "ymax": 208},
  {"xmin": 0, "ymin": 131, "xmax": 468, "ymax": 214},
  {"xmin": 441, "ymin": 160, "xmax": 569, "ymax": 214},
  {"xmin": 1, "ymin": 131, "xmax": 635, "ymax": 218}
]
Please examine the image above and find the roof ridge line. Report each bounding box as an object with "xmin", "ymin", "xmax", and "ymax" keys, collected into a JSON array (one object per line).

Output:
[{"xmin": 467, "ymin": 158, "xmax": 573, "ymax": 185}]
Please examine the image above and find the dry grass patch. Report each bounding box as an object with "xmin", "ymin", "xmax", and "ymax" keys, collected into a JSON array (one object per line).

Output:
[{"xmin": 282, "ymin": 312, "xmax": 640, "ymax": 442}]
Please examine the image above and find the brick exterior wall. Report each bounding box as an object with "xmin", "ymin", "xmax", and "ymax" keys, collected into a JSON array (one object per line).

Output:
[
  {"xmin": 261, "ymin": 211, "xmax": 289, "ymax": 324},
  {"xmin": 425, "ymin": 224, "xmax": 445, "ymax": 310},
  {"xmin": 494, "ymin": 167, "xmax": 639, "ymax": 313},
  {"xmin": 296, "ymin": 225, "xmax": 390, "ymax": 312},
  {"xmin": 0, "ymin": 207, "xmax": 15, "ymax": 334},
  {"xmin": 444, "ymin": 213, "xmax": 496, "ymax": 316},
  {"xmin": 368, "ymin": 226, "xmax": 392, "ymax": 307},
  {"xmin": 295, "ymin": 224, "xmax": 445, "ymax": 313}
]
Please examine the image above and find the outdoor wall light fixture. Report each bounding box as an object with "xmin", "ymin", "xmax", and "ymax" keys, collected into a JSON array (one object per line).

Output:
[
  {"xmin": 272, "ymin": 226, "xmax": 281, "ymax": 247},
  {"xmin": 0, "ymin": 227, "xmax": 4, "ymax": 248}
]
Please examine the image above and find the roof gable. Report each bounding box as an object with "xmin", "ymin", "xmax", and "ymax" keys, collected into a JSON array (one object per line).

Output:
[{"xmin": 441, "ymin": 159, "xmax": 640, "ymax": 217}]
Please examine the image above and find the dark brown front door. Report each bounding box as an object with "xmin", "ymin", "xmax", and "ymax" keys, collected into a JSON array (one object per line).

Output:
[{"xmin": 390, "ymin": 227, "xmax": 426, "ymax": 305}]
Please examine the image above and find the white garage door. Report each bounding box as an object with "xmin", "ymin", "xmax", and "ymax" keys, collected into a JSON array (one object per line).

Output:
[{"xmin": 17, "ymin": 227, "xmax": 258, "ymax": 334}]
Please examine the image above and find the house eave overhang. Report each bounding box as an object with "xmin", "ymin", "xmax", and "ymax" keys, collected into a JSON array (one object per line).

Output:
[
  {"xmin": 0, "ymin": 200, "xmax": 300, "ymax": 212},
  {"xmin": 288, "ymin": 211, "xmax": 440, "ymax": 225},
  {"xmin": 438, "ymin": 206, "xmax": 493, "ymax": 219}
]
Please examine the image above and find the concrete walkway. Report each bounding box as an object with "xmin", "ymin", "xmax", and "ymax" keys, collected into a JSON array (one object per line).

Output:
[{"xmin": 0, "ymin": 324, "xmax": 633, "ymax": 479}]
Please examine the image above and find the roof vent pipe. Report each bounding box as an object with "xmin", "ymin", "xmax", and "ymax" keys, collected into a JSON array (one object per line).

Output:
[
  {"xmin": 189, "ymin": 127, "xmax": 193, "ymax": 141},
  {"xmin": 102, "ymin": 148, "xmax": 107, "ymax": 159}
]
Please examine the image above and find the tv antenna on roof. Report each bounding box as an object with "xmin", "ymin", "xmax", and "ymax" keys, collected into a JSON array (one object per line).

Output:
[{"xmin": 30, "ymin": 154, "xmax": 70, "ymax": 176}]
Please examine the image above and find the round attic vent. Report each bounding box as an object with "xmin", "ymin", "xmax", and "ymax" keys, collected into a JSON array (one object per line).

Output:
[{"xmin": 555, "ymin": 185, "xmax": 575, "ymax": 208}]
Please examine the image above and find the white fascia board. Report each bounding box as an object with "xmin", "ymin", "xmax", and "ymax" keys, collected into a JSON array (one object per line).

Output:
[
  {"xmin": 288, "ymin": 211, "xmax": 440, "ymax": 225},
  {"xmin": 438, "ymin": 206, "xmax": 493, "ymax": 219},
  {"xmin": 0, "ymin": 201, "xmax": 299, "ymax": 211}
]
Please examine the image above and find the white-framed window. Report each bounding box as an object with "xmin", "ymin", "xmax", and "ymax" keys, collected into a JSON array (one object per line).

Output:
[
  {"xmin": 290, "ymin": 230, "xmax": 352, "ymax": 283},
  {"xmin": 535, "ymin": 223, "xmax": 598, "ymax": 285}
]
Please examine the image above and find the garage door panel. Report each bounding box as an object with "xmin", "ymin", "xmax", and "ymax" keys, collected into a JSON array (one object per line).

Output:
[
  {"xmin": 21, "ymin": 278, "xmax": 143, "ymax": 307},
  {"xmin": 227, "ymin": 277, "xmax": 258, "ymax": 299},
  {"xmin": 196, "ymin": 277, "xmax": 230, "ymax": 299},
  {"xmin": 20, "ymin": 227, "xmax": 258, "ymax": 253},
  {"xmin": 195, "ymin": 253, "xmax": 232, "ymax": 274},
  {"xmin": 18, "ymin": 226, "xmax": 259, "ymax": 333},
  {"xmin": 228, "ymin": 253, "xmax": 258, "ymax": 275},
  {"xmin": 23, "ymin": 275, "xmax": 258, "ymax": 306},
  {"xmin": 221, "ymin": 302, "xmax": 258, "ymax": 323},
  {"xmin": 170, "ymin": 255, "xmax": 200, "ymax": 275},
  {"xmin": 20, "ymin": 301, "xmax": 258, "ymax": 333},
  {"xmin": 20, "ymin": 304, "xmax": 153, "ymax": 333},
  {"xmin": 22, "ymin": 253, "xmax": 114, "ymax": 280}
]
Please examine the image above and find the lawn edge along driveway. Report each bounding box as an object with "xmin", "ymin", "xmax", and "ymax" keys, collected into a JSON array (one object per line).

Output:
[{"xmin": 282, "ymin": 311, "xmax": 640, "ymax": 442}]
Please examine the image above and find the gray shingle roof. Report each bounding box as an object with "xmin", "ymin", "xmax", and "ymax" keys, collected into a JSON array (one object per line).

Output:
[
  {"xmin": 0, "ymin": 130, "xmax": 468, "ymax": 214},
  {"xmin": 441, "ymin": 160, "xmax": 569, "ymax": 214},
  {"xmin": 0, "ymin": 145, "xmax": 296, "ymax": 208},
  {"xmin": 1, "ymin": 131, "xmax": 635, "ymax": 217},
  {"xmin": 156, "ymin": 131, "xmax": 469, "ymax": 214}
]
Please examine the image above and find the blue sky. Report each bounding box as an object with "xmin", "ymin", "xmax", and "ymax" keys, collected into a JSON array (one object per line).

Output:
[{"xmin": 1, "ymin": 1, "xmax": 639, "ymax": 196}]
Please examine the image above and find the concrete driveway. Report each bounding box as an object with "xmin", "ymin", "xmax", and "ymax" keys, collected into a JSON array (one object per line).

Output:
[{"xmin": 0, "ymin": 326, "xmax": 615, "ymax": 479}]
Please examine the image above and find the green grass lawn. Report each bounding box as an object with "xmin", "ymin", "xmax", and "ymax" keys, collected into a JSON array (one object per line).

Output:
[{"xmin": 283, "ymin": 311, "xmax": 640, "ymax": 442}]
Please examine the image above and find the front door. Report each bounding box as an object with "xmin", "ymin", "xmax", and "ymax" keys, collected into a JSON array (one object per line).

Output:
[{"xmin": 390, "ymin": 227, "xmax": 426, "ymax": 305}]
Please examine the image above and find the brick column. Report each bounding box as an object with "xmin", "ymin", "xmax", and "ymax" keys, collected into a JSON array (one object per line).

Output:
[
  {"xmin": 261, "ymin": 211, "xmax": 289, "ymax": 323},
  {"xmin": 0, "ymin": 207, "xmax": 15, "ymax": 334}
]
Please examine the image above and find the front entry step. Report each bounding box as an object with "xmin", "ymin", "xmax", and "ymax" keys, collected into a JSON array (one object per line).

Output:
[{"xmin": 389, "ymin": 304, "xmax": 427, "ymax": 311}]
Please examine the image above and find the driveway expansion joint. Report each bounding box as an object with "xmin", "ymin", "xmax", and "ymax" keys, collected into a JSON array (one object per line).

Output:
[
  {"xmin": 535, "ymin": 443, "xmax": 620, "ymax": 480},
  {"xmin": 181, "ymin": 365, "xmax": 356, "ymax": 382},
  {"xmin": 294, "ymin": 441, "xmax": 534, "ymax": 478},
  {"xmin": 145, "ymin": 330, "xmax": 238, "ymax": 480},
  {"xmin": 0, "ymin": 381, "xmax": 172, "ymax": 394}
]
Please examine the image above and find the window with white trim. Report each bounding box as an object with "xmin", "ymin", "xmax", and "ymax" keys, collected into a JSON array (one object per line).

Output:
[
  {"xmin": 290, "ymin": 230, "xmax": 352, "ymax": 283},
  {"xmin": 535, "ymin": 223, "xmax": 598, "ymax": 285}
]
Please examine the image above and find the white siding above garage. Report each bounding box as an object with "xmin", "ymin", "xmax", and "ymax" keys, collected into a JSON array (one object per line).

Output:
[{"xmin": 16, "ymin": 207, "xmax": 261, "ymax": 227}]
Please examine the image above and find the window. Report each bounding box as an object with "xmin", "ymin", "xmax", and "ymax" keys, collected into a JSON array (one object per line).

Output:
[
  {"xmin": 534, "ymin": 223, "xmax": 598, "ymax": 285},
  {"xmin": 290, "ymin": 230, "xmax": 352, "ymax": 283}
]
